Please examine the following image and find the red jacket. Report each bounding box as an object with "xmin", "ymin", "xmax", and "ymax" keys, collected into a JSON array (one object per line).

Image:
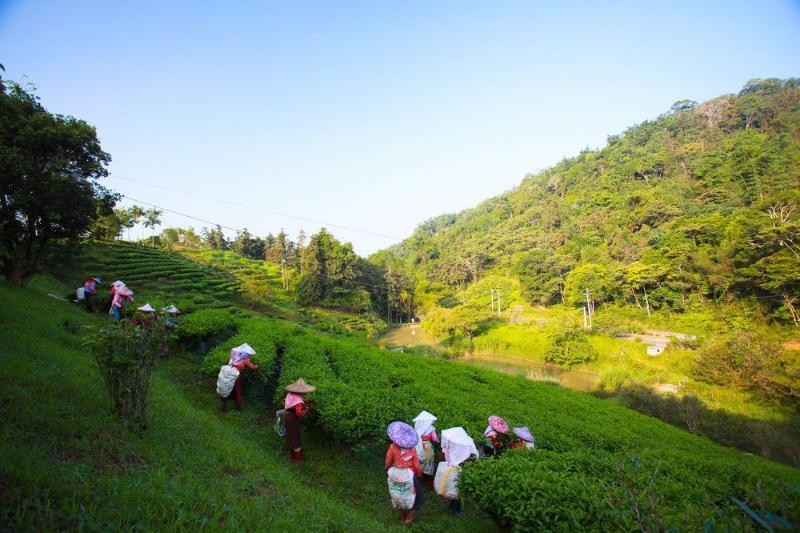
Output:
[{"xmin": 385, "ymin": 443, "xmax": 422, "ymax": 477}]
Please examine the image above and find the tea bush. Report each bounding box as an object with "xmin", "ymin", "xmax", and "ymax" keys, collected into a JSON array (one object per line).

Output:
[
  {"xmin": 201, "ymin": 318, "xmax": 297, "ymax": 383},
  {"xmin": 260, "ymin": 322, "xmax": 800, "ymax": 530},
  {"xmin": 86, "ymin": 320, "xmax": 170, "ymax": 429},
  {"xmin": 176, "ymin": 309, "xmax": 240, "ymax": 344}
]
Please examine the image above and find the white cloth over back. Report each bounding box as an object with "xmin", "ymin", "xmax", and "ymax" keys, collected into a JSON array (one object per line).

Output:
[{"xmin": 441, "ymin": 427, "xmax": 479, "ymax": 467}]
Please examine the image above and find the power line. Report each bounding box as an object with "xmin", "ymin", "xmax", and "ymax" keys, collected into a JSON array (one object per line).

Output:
[
  {"xmin": 119, "ymin": 194, "xmax": 392, "ymax": 292},
  {"xmin": 121, "ymin": 195, "xmax": 242, "ymax": 233},
  {"xmin": 110, "ymin": 174, "xmax": 404, "ymax": 241}
]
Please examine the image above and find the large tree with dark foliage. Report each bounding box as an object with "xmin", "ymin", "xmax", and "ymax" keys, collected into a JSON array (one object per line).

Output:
[{"xmin": 0, "ymin": 78, "xmax": 115, "ymax": 286}]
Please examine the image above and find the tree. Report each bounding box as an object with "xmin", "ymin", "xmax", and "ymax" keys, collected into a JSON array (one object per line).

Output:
[
  {"xmin": 202, "ymin": 225, "xmax": 228, "ymax": 250},
  {"xmin": 143, "ymin": 208, "xmax": 163, "ymax": 246},
  {"xmin": 0, "ymin": 81, "xmax": 115, "ymax": 285},
  {"xmin": 231, "ymin": 228, "xmax": 265, "ymax": 259},
  {"xmin": 447, "ymin": 306, "xmax": 487, "ymax": 345},
  {"xmin": 563, "ymin": 263, "xmax": 615, "ymax": 307}
]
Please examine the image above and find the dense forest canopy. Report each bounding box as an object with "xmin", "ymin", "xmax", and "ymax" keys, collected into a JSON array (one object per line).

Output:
[{"xmin": 381, "ymin": 78, "xmax": 800, "ymax": 325}]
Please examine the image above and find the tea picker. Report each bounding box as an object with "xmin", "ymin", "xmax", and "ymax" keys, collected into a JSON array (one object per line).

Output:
[
  {"xmin": 412, "ymin": 410, "xmax": 439, "ymax": 488},
  {"xmin": 434, "ymin": 426, "xmax": 479, "ymax": 515},
  {"xmin": 108, "ymin": 281, "xmax": 134, "ymax": 321},
  {"xmin": 217, "ymin": 343, "xmax": 259, "ymax": 412},
  {"xmin": 281, "ymin": 378, "xmax": 315, "ymax": 463},
  {"xmin": 73, "ymin": 276, "xmax": 101, "ymax": 312},
  {"xmin": 385, "ymin": 421, "xmax": 425, "ymax": 524}
]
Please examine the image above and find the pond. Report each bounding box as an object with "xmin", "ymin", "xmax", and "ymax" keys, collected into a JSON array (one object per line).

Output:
[
  {"xmin": 380, "ymin": 325, "xmax": 600, "ymax": 392},
  {"xmin": 459, "ymin": 353, "xmax": 600, "ymax": 392}
]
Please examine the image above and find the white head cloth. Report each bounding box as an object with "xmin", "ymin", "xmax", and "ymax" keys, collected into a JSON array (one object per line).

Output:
[
  {"xmin": 413, "ymin": 410, "xmax": 437, "ymax": 437},
  {"xmin": 234, "ymin": 343, "xmax": 256, "ymax": 355},
  {"xmin": 441, "ymin": 427, "xmax": 479, "ymax": 467}
]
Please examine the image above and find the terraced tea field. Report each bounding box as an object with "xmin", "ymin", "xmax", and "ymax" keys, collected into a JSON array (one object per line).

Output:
[
  {"xmin": 63, "ymin": 241, "xmax": 240, "ymax": 312},
  {"xmin": 178, "ymin": 249, "xmax": 292, "ymax": 302}
]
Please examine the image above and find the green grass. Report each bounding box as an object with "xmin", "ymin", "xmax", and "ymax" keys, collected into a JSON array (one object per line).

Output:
[
  {"xmin": 0, "ymin": 276, "xmax": 493, "ymax": 531},
  {"xmin": 4, "ymin": 248, "xmax": 800, "ymax": 530}
]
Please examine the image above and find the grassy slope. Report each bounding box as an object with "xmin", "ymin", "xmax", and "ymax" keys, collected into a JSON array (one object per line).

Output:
[
  {"xmin": 419, "ymin": 273, "xmax": 793, "ymax": 421},
  {"xmin": 0, "ymin": 277, "xmax": 492, "ymax": 531}
]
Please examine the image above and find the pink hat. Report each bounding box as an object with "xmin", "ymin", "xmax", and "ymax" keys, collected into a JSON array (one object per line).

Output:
[
  {"xmin": 137, "ymin": 303, "xmax": 156, "ymax": 313},
  {"xmin": 488, "ymin": 415, "xmax": 509, "ymax": 434},
  {"xmin": 513, "ymin": 427, "xmax": 534, "ymax": 442}
]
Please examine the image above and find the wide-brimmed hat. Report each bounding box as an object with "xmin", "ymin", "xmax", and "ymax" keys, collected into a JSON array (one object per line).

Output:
[
  {"xmin": 136, "ymin": 303, "xmax": 156, "ymax": 313},
  {"xmin": 513, "ymin": 426, "xmax": 534, "ymax": 442},
  {"xmin": 162, "ymin": 305, "xmax": 180, "ymax": 315},
  {"xmin": 112, "ymin": 280, "xmax": 126, "ymax": 288},
  {"xmin": 387, "ymin": 421, "xmax": 418, "ymax": 449},
  {"xmin": 92, "ymin": 277, "xmax": 102, "ymax": 284},
  {"xmin": 285, "ymin": 378, "xmax": 315, "ymax": 394},
  {"xmin": 488, "ymin": 415, "xmax": 509, "ymax": 434}
]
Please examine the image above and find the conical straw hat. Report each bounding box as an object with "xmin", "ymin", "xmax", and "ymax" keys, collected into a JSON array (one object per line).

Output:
[{"xmin": 285, "ymin": 378, "xmax": 315, "ymax": 393}]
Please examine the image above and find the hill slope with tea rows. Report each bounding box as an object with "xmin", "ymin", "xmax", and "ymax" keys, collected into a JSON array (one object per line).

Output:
[{"xmin": 2, "ymin": 243, "xmax": 797, "ymax": 530}]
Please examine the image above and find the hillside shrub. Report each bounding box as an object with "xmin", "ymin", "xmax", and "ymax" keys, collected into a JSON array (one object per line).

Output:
[
  {"xmin": 692, "ymin": 330, "xmax": 798, "ymax": 404},
  {"xmin": 175, "ymin": 309, "xmax": 239, "ymax": 345},
  {"xmin": 86, "ymin": 320, "xmax": 169, "ymax": 429},
  {"xmin": 618, "ymin": 384, "xmax": 800, "ymax": 466},
  {"xmin": 545, "ymin": 332, "xmax": 597, "ymax": 366}
]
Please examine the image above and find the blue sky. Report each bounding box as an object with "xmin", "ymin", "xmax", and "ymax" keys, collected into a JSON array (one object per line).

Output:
[{"xmin": 1, "ymin": 0, "xmax": 799, "ymax": 254}]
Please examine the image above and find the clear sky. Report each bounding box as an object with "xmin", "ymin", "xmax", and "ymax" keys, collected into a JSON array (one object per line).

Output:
[{"xmin": 1, "ymin": 1, "xmax": 799, "ymax": 254}]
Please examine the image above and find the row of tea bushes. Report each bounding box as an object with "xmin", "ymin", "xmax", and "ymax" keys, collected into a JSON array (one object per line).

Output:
[{"xmin": 249, "ymin": 321, "xmax": 800, "ymax": 530}]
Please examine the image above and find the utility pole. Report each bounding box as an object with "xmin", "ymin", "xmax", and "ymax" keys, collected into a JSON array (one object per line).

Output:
[
  {"xmin": 387, "ymin": 288, "xmax": 391, "ymax": 325},
  {"xmin": 490, "ymin": 288, "xmax": 495, "ymax": 312},
  {"xmin": 497, "ymin": 290, "xmax": 502, "ymax": 316},
  {"xmin": 585, "ymin": 288, "xmax": 593, "ymax": 330}
]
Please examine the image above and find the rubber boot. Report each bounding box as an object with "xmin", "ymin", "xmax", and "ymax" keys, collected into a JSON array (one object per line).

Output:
[
  {"xmin": 405, "ymin": 509, "xmax": 417, "ymax": 524},
  {"xmin": 288, "ymin": 448, "xmax": 295, "ymax": 461},
  {"xmin": 294, "ymin": 450, "xmax": 304, "ymax": 464}
]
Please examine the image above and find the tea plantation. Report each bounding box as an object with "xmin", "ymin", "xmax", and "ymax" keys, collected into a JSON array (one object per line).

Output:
[
  {"xmin": 2, "ymin": 246, "xmax": 799, "ymax": 531},
  {"xmin": 199, "ymin": 316, "xmax": 800, "ymax": 530},
  {"xmin": 64, "ymin": 241, "xmax": 240, "ymax": 313}
]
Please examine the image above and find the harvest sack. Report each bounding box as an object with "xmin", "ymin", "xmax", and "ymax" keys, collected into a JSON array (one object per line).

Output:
[
  {"xmin": 387, "ymin": 467, "xmax": 416, "ymax": 509},
  {"xmin": 274, "ymin": 409, "xmax": 287, "ymax": 437},
  {"xmin": 419, "ymin": 440, "xmax": 436, "ymax": 475},
  {"xmin": 434, "ymin": 462, "xmax": 461, "ymax": 500},
  {"xmin": 216, "ymin": 365, "xmax": 240, "ymax": 397}
]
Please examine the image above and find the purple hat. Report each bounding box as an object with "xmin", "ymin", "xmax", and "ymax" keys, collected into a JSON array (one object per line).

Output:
[
  {"xmin": 513, "ymin": 426, "xmax": 534, "ymax": 442},
  {"xmin": 387, "ymin": 421, "xmax": 418, "ymax": 449},
  {"xmin": 488, "ymin": 415, "xmax": 509, "ymax": 434}
]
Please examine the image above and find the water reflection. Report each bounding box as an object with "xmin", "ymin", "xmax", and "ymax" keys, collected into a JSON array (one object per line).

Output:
[{"xmin": 460, "ymin": 353, "xmax": 600, "ymax": 392}]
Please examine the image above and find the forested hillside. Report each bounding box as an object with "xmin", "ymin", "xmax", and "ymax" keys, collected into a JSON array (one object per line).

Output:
[{"xmin": 386, "ymin": 78, "xmax": 800, "ymax": 324}]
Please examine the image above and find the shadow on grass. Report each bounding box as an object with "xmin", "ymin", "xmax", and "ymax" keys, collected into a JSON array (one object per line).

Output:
[{"xmin": 597, "ymin": 384, "xmax": 800, "ymax": 467}]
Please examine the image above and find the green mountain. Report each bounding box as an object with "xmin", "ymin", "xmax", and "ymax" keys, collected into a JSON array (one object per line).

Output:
[{"xmin": 386, "ymin": 78, "xmax": 800, "ymax": 324}]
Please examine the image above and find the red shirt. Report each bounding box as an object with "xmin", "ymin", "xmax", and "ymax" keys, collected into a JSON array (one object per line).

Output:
[
  {"xmin": 291, "ymin": 402, "xmax": 311, "ymax": 417},
  {"xmin": 233, "ymin": 359, "xmax": 258, "ymax": 371},
  {"xmin": 385, "ymin": 443, "xmax": 421, "ymax": 477}
]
